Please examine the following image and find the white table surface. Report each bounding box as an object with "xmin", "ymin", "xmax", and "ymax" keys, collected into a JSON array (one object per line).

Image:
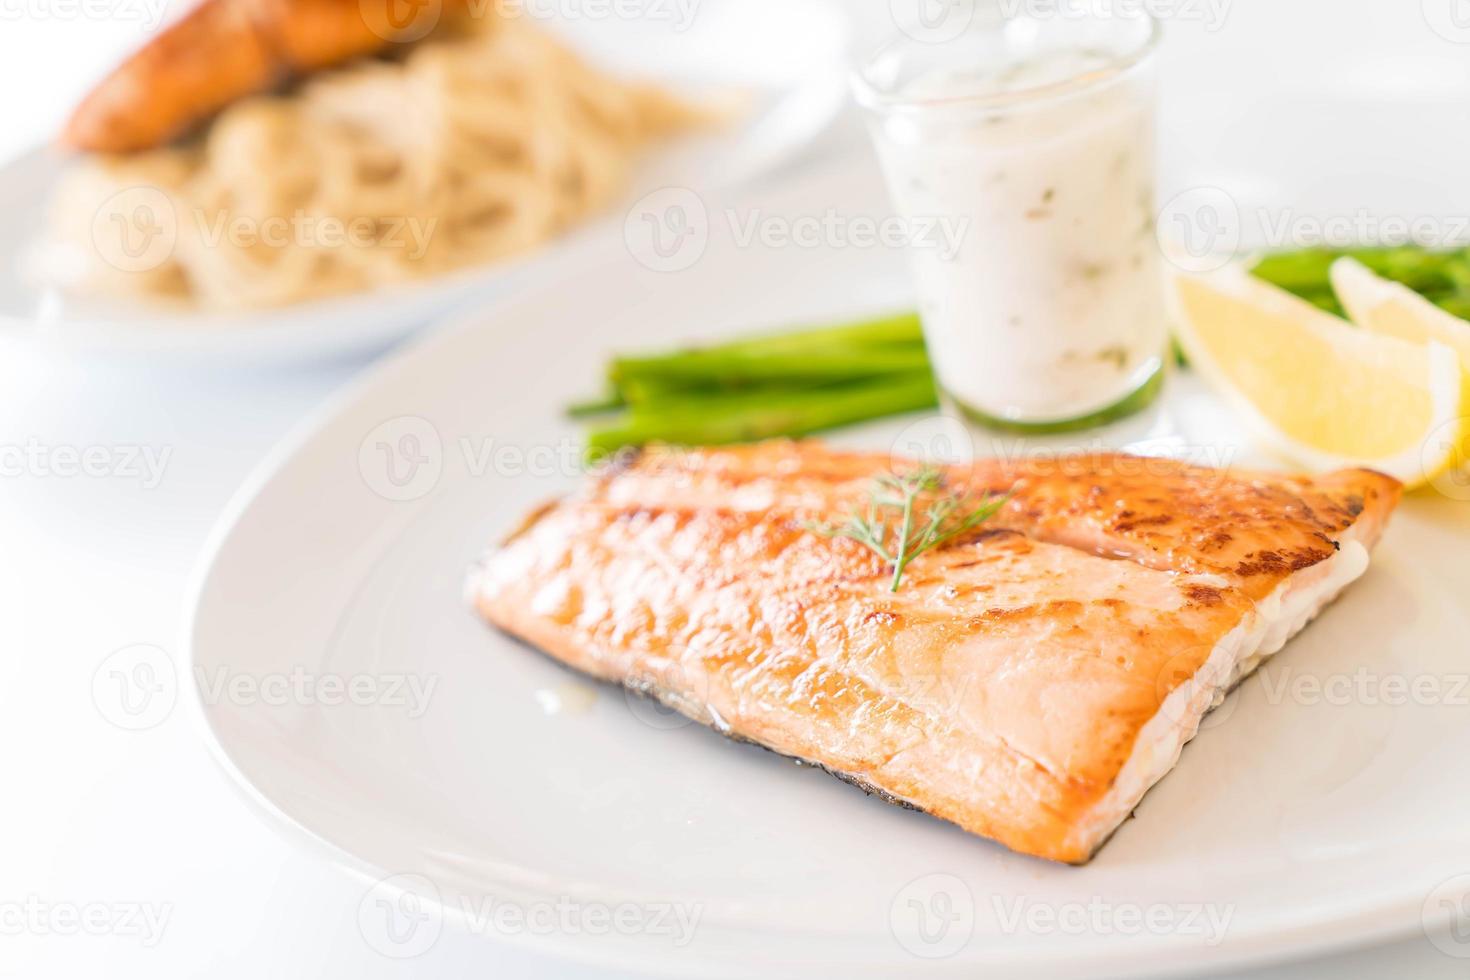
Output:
[{"xmin": 4, "ymin": 2, "xmax": 1470, "ymax": 976}]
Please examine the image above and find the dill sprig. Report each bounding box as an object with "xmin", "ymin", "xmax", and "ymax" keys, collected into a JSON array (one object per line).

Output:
[{"xmin": 805, "ymin": 466, "xmax": 1010, "ymax": 593}]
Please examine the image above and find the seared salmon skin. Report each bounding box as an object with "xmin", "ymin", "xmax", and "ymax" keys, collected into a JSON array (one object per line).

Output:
[
  {"xmin": 470, "ymin": 441, "xmax": 1400, "ymax": 863},
  {"xmin": 62, "ymin": 0, "xmax": 470, "ymax": 154}
]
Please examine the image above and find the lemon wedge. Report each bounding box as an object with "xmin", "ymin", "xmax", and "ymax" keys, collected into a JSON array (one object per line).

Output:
[
  {"xmin": 1170, "ymin": 266, "xmax": 1469, "ymax": 487},
  {"xmin": 1330, "ymin": 256, "xmax": 1470, "ymax": 366}
]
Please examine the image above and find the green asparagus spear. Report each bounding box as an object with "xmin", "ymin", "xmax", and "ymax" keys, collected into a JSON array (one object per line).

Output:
[
  {"xmin": 674, "ymin": 311, "xmax": 923, "ymax": 356},
  {"xmin": 565, "ymin": 390, "xmax": 627, "ymax": 418},
  {"xmin": 1361, "ymin": 246, "xmax": 1469, "ymax": 294},
  {"xmin": 1249, "ymin": 248, "xmax": 1340, "ymax": 294},
  {"xmin": 605, "ymin": 311, "xmax": 925, "ymax": 390},
  {"xmin": 1435, "ymin": 294, "xmax": 1470, "ymax": 321},
  {"xmin": 1299, "ymin": 291, "xmax": 1346, "ymax": 317},
  {"xmin": 1251, "ymin": 245, "xmax": 1470, "ymax": 297},
  {"xmin": 585, "ymin": 371, "xmax": 938, "ymax": 455},
  {"xmin": 610, "ymin": 345, "xmax": 931, "ymax": 391}
]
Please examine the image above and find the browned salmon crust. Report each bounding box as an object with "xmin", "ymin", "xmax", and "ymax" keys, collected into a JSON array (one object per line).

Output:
[
  {"xmin": 62, "ymin": 0, "xmax": 469, "ymax": 153},
  {"xmin": 471, "ymin": 441, "xmax": 1400, "ymax": 863}
]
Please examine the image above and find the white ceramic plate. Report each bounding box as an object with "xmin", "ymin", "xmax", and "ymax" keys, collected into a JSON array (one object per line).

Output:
[
  {"xmin": 0, "ymin": 0, "xmax": 849, "ymax": 364},
  {"xmin": 187, "ymin": 164, "xmax": 1470, "ymax": 977}
]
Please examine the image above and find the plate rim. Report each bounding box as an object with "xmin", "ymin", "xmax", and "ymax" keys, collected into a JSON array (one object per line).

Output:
[{"xmin": 180, "ymin": 200, "xmax": 1470, "ymax": 980}]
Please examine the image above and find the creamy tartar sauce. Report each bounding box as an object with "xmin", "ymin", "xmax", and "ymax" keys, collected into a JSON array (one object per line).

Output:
[{"xmin": 865, "ymin": 47, "xmax": 1166, "ymax": 424}]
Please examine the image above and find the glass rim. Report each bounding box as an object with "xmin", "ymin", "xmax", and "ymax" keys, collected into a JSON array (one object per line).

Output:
[{"xmin": 851, "ymin": 12, "xmax": 1162, "ymax": 113}]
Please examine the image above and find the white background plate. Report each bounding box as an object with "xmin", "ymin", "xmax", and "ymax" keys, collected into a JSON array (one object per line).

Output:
[
  {"xmin": 187, "ymin": 163, "xmax": 1470, "ymax": 976},
  {"xmin": 0, "ymin": 0, "xmax": 849, "ymax": 364}
]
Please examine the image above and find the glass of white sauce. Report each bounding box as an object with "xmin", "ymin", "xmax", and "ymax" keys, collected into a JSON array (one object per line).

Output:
[{"xmin": 855, "ymin": 7, "xmax": 1167, "ymax": 432}]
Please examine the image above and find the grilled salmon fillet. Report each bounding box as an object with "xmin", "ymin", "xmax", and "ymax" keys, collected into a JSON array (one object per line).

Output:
[
  {"xmin": 470, "ymin": 441, "xmax": 1400, "ymax": 863},
  {"xmin": 63, "ymin": 0, "xmax": 469, "ymax": 153}
]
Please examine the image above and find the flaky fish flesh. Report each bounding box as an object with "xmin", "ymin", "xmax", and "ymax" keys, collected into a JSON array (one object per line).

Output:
[{"xmin": 470, "ymin": 441, "xmax": 1399, "ymax": 863}]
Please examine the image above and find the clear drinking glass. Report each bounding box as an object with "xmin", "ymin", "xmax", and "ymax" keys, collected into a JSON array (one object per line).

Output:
[{"xmin": 854, "ymin": 6, "xmax": 1166, "ymax": 432}]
